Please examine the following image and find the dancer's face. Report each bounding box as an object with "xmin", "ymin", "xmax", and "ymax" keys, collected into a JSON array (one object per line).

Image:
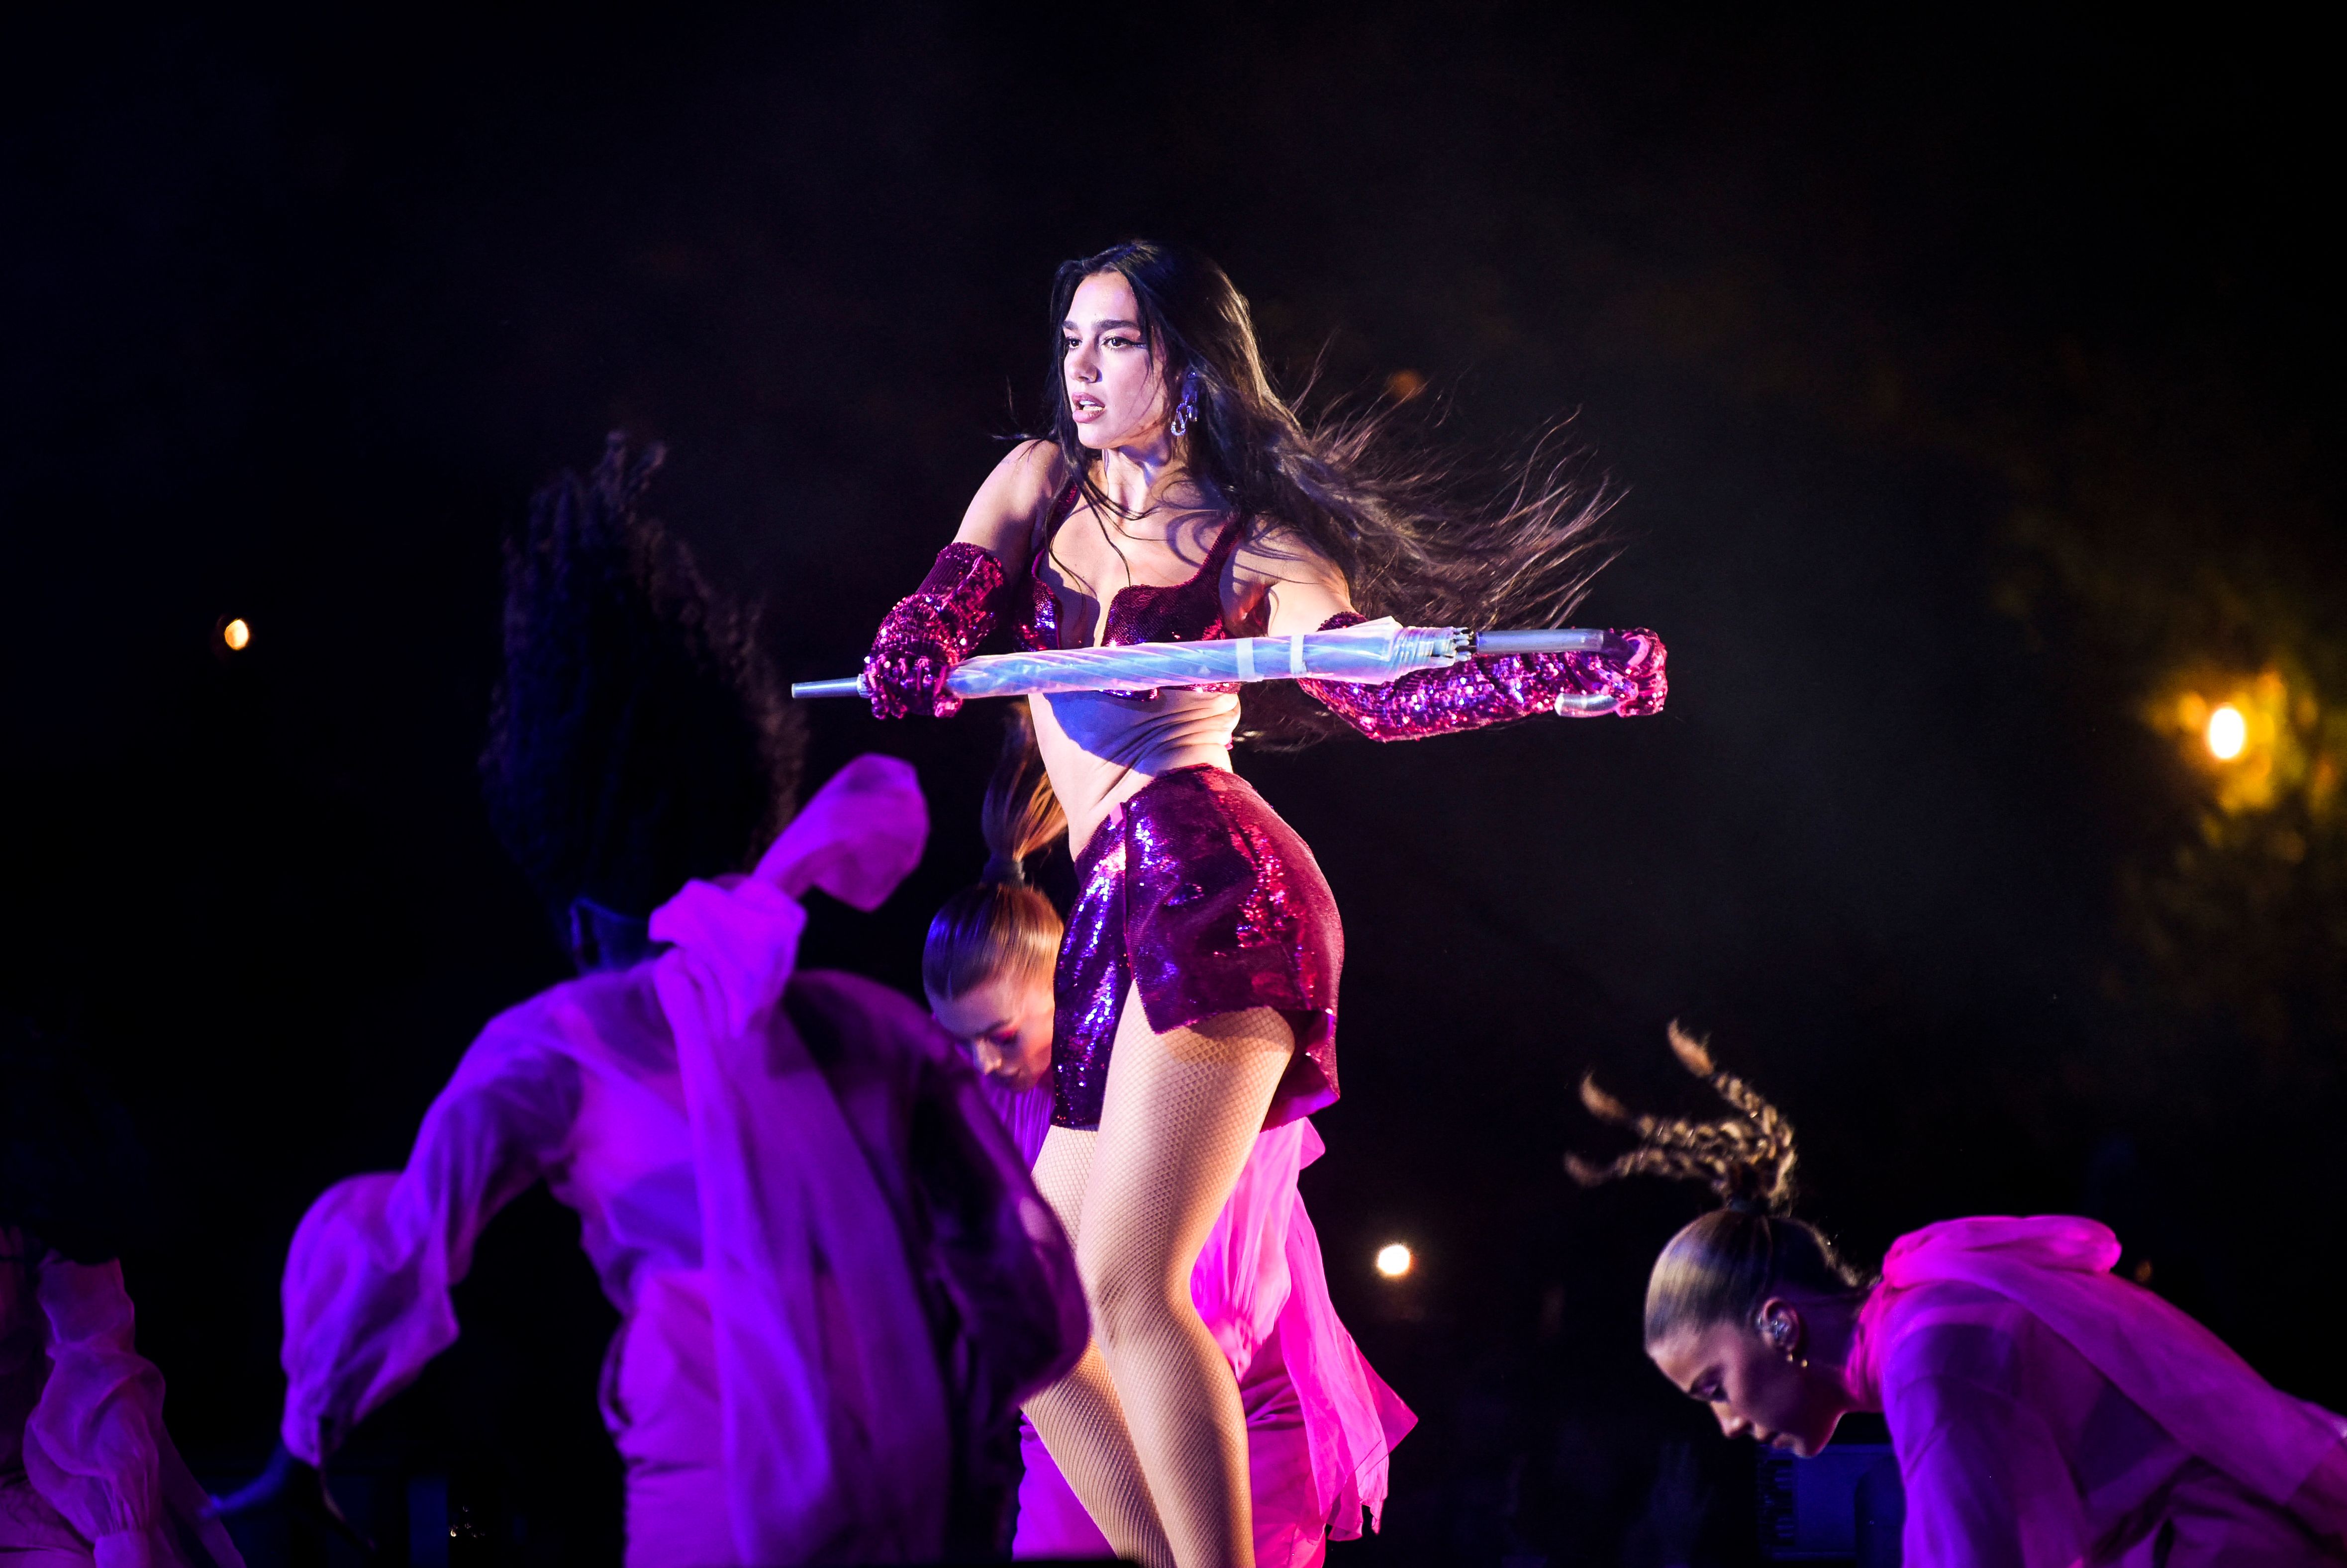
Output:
[
  {"xmin": 1062, "ymin": 271, "xmax": 1172, "ymax": 452},
  {"xmin": 929, "ymin": 970, "xmax": 1055, "ymax": 1093},
  {"xmin": 1649, "ymin": 1303, "xmax": 1847, "ymax": 1458}
]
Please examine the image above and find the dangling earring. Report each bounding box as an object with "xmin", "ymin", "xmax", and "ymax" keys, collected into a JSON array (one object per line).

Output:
[
  {"xmin": 1770, "ymin": 1314, "xmax": 1807, "ymax": 1369},
  {"xmin": 1170, "ymin": 380, "xmax": 1198, "ymax": 439}
]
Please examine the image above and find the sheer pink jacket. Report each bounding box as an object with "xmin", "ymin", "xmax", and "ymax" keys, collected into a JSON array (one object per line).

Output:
[
  {"xmin": 1851, "ymin": 1216, "xmax": 2347, "ymax": 1567},
  {"xmin": 278, "ymin": 757, "xmax": 1082, "ymax": 1567}
]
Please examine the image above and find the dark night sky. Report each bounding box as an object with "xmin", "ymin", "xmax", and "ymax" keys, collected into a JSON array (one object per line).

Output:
[{"xmin": 4, "ymin": 10, "xmax": 2339, "ymax": 1565}]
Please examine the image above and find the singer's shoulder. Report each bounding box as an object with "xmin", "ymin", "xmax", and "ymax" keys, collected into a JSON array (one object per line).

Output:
[
  {"xmin": 988, "ymin": 439, "xmax": 1072, "ymax": 506},
  {"xmin": 956, "ymin": 441, "xmax": 1070, "ymax": 559}
]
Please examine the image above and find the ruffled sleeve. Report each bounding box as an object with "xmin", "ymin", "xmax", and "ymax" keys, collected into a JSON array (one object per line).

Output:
[
  {"xmin": 646, "ymin": 753, "xmax": 963, "ymax": 1565},
  {"xmin": 278, "ymin": 1004, "xmax": 582, "ymax": 1464},
  {"xmin": 23, "ymin": 1256, "xmax": 243, "ymax": 1568}
]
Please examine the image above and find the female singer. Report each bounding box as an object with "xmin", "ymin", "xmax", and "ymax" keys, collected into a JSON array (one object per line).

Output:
[{"xmin": 862, "ymin": 238, "xmax": 1664, "ymax": 1565}]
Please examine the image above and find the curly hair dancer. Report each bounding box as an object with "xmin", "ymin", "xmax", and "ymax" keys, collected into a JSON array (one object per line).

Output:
[
  {"xmin": 482, "ymin": 435, "xmax": 802, "ymax": 969},
  {"xmin": 219, "ymin": 438, "xmax": 1082, "ymax": 1567},
  {"xmin": 863, "ymin": 241, "xmax": 1665, "ymax": 1566},
  {"xmin": 1572, "ymin": 1025, "xmax": 2347, "ymax": 1567}
]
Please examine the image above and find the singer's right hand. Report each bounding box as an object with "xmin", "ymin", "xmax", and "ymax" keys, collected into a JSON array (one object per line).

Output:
[{"xmin": 863, "ymin": 631, "xmax": 962, "ymax": 719}]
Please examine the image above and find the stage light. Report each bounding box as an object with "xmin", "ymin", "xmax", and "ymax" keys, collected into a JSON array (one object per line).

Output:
[
  {"xmin": 221, "ymin": 617, "xmax": 251, "ymax": 651},
  {"xmin": 1384, "ymin": 369, "xmax": 1427, "ymax": 402},
  {"xmin": 1375, "ymin": 1243, "xmax": 1413, "ymax": 1279},
  {"xmin": 2206, "ymin": 704, "xmax": 2246, "ymax": 761}
]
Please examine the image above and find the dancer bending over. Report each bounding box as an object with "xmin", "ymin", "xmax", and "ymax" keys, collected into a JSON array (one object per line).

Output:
[
  {"xmin": 864, "ymin": 239, "xmax": 1664, "ymax": 1566},
  {"xmin": 1571, "ymin": 1024, "xmax": 2347, "ymax": 1567},
  {"xmin": 925, "ymin": 715, "xmax": 1415, "ymax": 1565},
  {"xmin": 220, "ymin": 440, "xmax": 1082, "ymax": 1566}
]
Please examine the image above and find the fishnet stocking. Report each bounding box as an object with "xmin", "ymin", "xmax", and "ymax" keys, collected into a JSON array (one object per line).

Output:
[
  {"xmin": 1027, "ymin": 1126, "xmax": 1174, "ymax": 1568},
  {"xmin": 1095, "ymin": 990, "xmax": 1292, "ymax": 1566},
  {"xmin": 1025, "ymin": 990, "xmax": 1294, "ymax": 1567}
]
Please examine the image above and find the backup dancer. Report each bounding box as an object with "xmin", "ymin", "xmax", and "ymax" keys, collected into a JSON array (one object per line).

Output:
[
  {"xmin": 1572, "ymin": 1024, "xmax": 2347, "ymax": 1567},
  {"xmin": 1, "ymin": 1020, "xmax": 243, "ymax": 1568},
  {"xmin": 219, "ymin": 439, "xmax": 1083, "ymax": 1566},
  {"xmin": 924, "ymin": 715, "xmax": 1416, "ymax": 1565},
  {"xmin": 862, "ymin": 238, "xmax": 1666, "ymax": 1565}
]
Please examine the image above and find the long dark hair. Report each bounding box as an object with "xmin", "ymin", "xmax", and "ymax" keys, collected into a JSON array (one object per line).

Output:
[
  {"xmin": 1044, "ymin": 240, "xmax": 1620, "ymax": 745},
  {"xmin": 1569, "ymin": 1023, "xmax": 1867, "ymax": 1347},
  {"xmin": 481, "ymin": 435, "xmax": 805, "ymax": 955},
  {"xmin": 922, "ymin": 706, "xmax": 1067, "ymax": 1001}
]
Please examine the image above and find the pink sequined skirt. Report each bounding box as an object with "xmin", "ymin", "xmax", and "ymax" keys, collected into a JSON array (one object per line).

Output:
[{"xmin": 1052, "ymin": 766, "xmax": 1343, "ymax": 1131}]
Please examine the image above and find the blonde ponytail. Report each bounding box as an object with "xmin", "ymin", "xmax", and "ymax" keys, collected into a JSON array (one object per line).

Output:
[
  {"xmin": 922, "ymin": 705, "xmax": 1068, "ymax": 1001},
  {"xmin": 1569, "ymin": 1023, "xmax": 1866, "ymax": 1346}
]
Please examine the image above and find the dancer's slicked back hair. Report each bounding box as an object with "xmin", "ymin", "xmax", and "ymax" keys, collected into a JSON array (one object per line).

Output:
[
  {"xmin": 1569, "ymin": 1024, "xmax": 1865, "ymax": 1347},
  {"xmin": 922, "ymin": 706, "xmax": 1067, "ymax": 1001},
  {"xmin": 1045, "ymin": 240, "xmax": 1621, "ymax": 748},
  {"xmin": 481, "ymin": 435, "xmax": 804, "ymax": 930}
]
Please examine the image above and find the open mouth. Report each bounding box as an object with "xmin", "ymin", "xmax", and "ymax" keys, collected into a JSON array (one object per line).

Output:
[{"xmin": 1071, "ymin": 394, "xmax": 1105, "ymax": 422}]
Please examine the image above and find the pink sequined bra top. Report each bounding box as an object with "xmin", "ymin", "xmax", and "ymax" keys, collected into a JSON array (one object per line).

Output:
[{"xmin": 1016, "ymin": 482, "xmax": 1248, "ymax": 653}]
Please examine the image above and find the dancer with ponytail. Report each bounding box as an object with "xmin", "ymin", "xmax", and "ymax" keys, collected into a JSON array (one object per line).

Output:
[
  {"xmin": 923, "ymin": 712, "xmax": 1414, "ymax": 1567},
  {"xmin": 863, "ymin": 238, "xmax": 1665, "ymax": 1566},
  {"xmin": 1571, "ymin": 1024, "xmax": 2347, "ymax": 1567}
]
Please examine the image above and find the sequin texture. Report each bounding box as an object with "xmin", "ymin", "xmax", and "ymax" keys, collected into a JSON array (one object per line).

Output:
[
  {"xmin": 1051, "ymin": 766, "xmax": 1342, "ymax": 1131},
  {"xmin": 1300, "ymin": 611, "xmax": 1668, "ymax": 738},
  {"xmin": 1016, "ymin": 482, "xmax": 1248, "ymax": 695},
  {"xmin": 863, "ymin": 543, "xmax": 1005, "ymax": 718}
]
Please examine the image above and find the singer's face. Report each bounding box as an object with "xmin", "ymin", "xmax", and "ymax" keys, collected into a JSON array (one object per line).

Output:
[
  {"xmin": 1062, "ymin": 271, "xmax": 1171, "ymax": 452},
  {"xmin": 930, "ymin": 970, "xmax": 1055, "ymax": 1093}
]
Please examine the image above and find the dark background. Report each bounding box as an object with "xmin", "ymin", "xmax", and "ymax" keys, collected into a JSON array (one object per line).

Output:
[{"xmin": 4, "ymin": 8, "xmax": 2341, "ymax": 1565}]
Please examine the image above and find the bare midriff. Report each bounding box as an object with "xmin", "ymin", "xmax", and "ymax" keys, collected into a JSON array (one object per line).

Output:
[{"xmin": 1029, "ymin": 685, "xmax": 1240, "ymax": 857}]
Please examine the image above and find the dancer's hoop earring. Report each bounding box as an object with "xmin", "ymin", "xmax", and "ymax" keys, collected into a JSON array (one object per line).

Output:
[{"xmin": 1170, "ymin": 382, "xmax": 1198, "ymax": 439}]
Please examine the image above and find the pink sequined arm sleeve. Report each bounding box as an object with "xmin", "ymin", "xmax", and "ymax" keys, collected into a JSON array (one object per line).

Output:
[
  {"xmin": 278, "ymin": 1005, "xmax": 579, "ymax": 1465},
  {"xmin": 862, "ymin": 544, "xmax": 1007, "ymax": 719},
  {"xmin": 1299, "ymin": 612, "xmax": 1666, "ymax": 740}
]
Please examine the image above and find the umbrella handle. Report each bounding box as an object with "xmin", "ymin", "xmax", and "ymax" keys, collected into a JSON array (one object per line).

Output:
[
  {"xmin": 791, "ymin": 675, "xmax": 871, "ymax": 700},
  {"xmin": 1472, "ymin": 629, "xmax": 1608, "ymax": 654}
]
